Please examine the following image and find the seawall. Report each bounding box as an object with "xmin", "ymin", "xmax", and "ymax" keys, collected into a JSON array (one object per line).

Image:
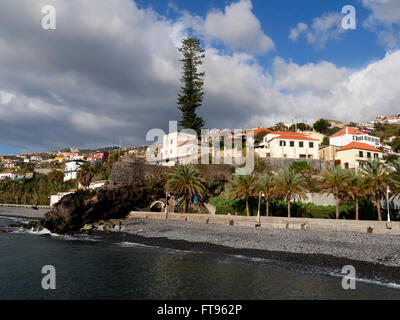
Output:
[
  {"xmin": 0, "ymin": 204, "xmax": 50, "ymax": 209},
  {"xmin": 127, "ymin": 211, "xmax": 400, "ymax": 235}
]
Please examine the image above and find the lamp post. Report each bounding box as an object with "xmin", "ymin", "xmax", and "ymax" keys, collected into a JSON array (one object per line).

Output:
[
  {"xmin": 387, "ymin": 186, "xmax": 391, "ymax": 222},
  {"xmin": 257, "ymin": 191, "xmax": 265, "ymax": 225},
  {"xmin": 165, "ymin": 192, "xmax": 170, "ymax": 219}
]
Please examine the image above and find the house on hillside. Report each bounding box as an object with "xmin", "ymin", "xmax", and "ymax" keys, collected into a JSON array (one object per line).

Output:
[
  {"xmin": 256, "ymin": 131, "xmax": 320, "ymax": 159},
  {"xmin": 30, "ymin": 154, "xmax": 43, "ymax": 162},
  {"xmin": 335, "ymin": 142, "xmax": 384, "ymax": 169},
  {"xmin": 0, "ymin": 171, "xmax": 26, "ymax": 180},
  {"xmin": 64, "ymin": 160, "xmax": 86, "ymax": 182},
  {"xmin": 157, "ymin": 131, "xmax": 210, "ymax": 166},
  {"xmin": 329, "ymin": 127, "xmax": 381, "ymax": 148},
  {"xmin": 87, "ymin": 152, "xmax": 109, "ymax": 163},
  {"xmin": 319, "ymin": 145, "xmax": 339, "ymax": 161}
]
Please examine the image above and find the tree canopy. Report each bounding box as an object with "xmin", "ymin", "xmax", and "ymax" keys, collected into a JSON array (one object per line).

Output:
[{"xmin": 177, "ymin": 37, "xmax": 206, "ymax": 136}]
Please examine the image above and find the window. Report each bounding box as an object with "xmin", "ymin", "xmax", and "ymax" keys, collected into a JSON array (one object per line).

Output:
[
  {"xmin": 309, "ymin": 142, "xmax": 314, "ymax": 148},
  {"xmin": 300, "ymin": 154, "xmax": 306, "ymax": 159},
  {"xmin": 345, "ymin": 163, "xmax": 349, "ymax": 169},
  {"xmin": 267, "ymin": 153, "xmax": 271, "ymax": 158},
  {"xmin": 170, "ymin": 139, "xmax": 173, "ymax": 144},
  {"xmin": 290, "ymin": 141, "xmax": 294, "ymax": 147},
  {"xmin": 359, "ymin": 163, "xmax": 363, "ymax": 168},
  {"xmin": 279, "ymin": 140, "xmax": 286, "ymax": 147},
  {"xmin": 367, "ymin": 152, "xmax": 371, "ymax": 158},
  {"xmin": 299, "ymin": 141, "xmax": 304, "ymax": 148},
  {"xmin": 374, "ymin": 153, "xmax": 379, "ymax": 159},
  {"xmin": 308, "ymin": 155, "xmax": 312, "ymax": 159},
  {"xmin": 359, "ymin": 151, "xmax": 363, "ymax": 158}
]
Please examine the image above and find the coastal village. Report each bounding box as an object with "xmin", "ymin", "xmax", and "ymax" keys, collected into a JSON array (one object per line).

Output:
[
  {"xmin": 4, "ymin": 1, "xmax": 400, "ymax": 301},
  {"xmin": 1, "ymin": 35, "xmax": 400, "ymax": 223},
  {"xmin": 1, "ymin": 114, "xmax": 399, "ymax": 181},
  {"xmin": 2, "ymin": 113, "xmax": 400, "ymax": 222}
]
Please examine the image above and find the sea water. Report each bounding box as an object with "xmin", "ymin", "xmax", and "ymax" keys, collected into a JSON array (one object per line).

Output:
[{"xmin": 1, "ymin": 216, "xmax": 400, "ymax": 300}]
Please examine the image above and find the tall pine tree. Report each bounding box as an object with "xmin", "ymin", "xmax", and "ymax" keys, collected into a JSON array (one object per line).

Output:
[{"xmin": 177, "ymin": 37, "xmax": 205, "ymax": 136}]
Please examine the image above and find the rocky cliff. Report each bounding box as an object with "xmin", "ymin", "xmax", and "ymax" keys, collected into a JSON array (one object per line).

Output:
[{"xmin": 40, "ymin": 180, "xmax": 165, "ymax": 233}]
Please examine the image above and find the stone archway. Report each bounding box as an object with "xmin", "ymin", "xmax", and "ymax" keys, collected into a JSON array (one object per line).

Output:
[{"xmin": 150, "ymin": 200, "xmax": 165, "ymax": 212}]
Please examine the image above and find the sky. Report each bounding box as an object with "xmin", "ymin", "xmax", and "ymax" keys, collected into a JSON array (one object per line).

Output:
[{"xmin": 0, "ymin": 0, "xmax": 400, "ymax": 154}]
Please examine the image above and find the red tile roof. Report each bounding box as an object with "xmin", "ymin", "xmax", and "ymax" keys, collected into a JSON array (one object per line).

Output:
[
  {"xmin": 331, "ymin": 127, "xmax": 365, "ymax": 138},
  {"xmin": 337, "ymin": 142, "xmax": 383, "ymax": 153},
  {"xmin": 253, "ymin": 127, "xmax": 271, "ymax": 135},
  {"xmin": 243, "ymin": 127, "xmax": 271, "ymax": 135},
  {"xmin": 269, "ymin": 132, "xmax": 319, "ymax": 141},
  {"xmin": 0, "ymin": 171, "xmax": 25, "ymax": 175}
]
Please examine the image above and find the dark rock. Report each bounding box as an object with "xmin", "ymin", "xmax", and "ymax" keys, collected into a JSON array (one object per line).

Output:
[
  {"xmin": 0, "ymin": 229, "xmax": 7, "ymax": 233},
  {"xmin": 40, "ymin": 181, "xmax": 165, "ymax": 234},
  {"xmin": 41, "ymin": 234, "xmax": 52, "ymax": 238},
  {"xmin": 24, "ymin": 221, "xmax": 39, "ymax": 229}
]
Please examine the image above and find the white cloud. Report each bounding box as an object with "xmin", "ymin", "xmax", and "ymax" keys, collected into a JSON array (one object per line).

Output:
[
  {"xmin": 273, "ymin": 58, "xmax": 349, "ymax": 96},
  {"xmin": 289, "ymin": 12, "xmax": 345, "ymax": 49},
  {"xmin": 0, "ymin": 0, "xmax": 399, "ymax": 152},
  {"xmin": 289, "ymin": 23, "xmax": 308, "ymax": 41},
  {"xmin": 361, "ymin": 0, "xmax": 400, "ymax": 49},
  {"xmin": 200, "ymin": 0, "xmax": 274, "ymax": 55}
]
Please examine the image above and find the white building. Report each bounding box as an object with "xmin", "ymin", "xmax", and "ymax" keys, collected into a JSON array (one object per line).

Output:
[
  {"xmin": 256, "ymin": 131, "xmax": 320, "ymax": 159},
  {"xmin": 356, "ymin": 121, "xmax": 375, "ymax": 130},
  {"xmin": 50, "ymin": 192, "xmax": 74, "ymax": 207},
  {"xmin": 0, "ymin": 171, "xmax": 26, "ymax": 180},
  {"xmin": 157, "ymin": 131, "xmax": 208, "ymax": 166},
  {"xmin": 30, "ymin": 154, "xmax": 43, "ymax": 162},
  {"xmin": 335, "ymin": 142, "xmax": 384, "ymax": 169},
  {"xmin": 329, "ymin": 127, "xmax": 380, "ymax": 148},
  {"xmin": 64, "ymin": 160, "xmax": 86, "ymax": 182}
]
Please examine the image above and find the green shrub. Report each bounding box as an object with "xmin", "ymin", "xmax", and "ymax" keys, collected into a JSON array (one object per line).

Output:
[
  {"xmin": 289, "ymin": 161, "xmax": 312, "ymax": 173},
  {"xmin": 209, "ymin": 194, "xmax": 387, "ymax": 220}
]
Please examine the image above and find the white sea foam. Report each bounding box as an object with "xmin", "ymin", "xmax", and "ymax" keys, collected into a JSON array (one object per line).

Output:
[
  {"xmin": 117, "ymin": 241, "xmax": 159, "ymax": 249},
  {"xmin": 26, "ymin": 227, "xmax": 58, "ymax": 237},
  {"xmin": 329, "ymin": 272, "xmax": 400, "ymax": 290},
  {"xmin": 227, "ymin": 254, "xmax": 272, "ymax": 263},
  {"xmin": 0, "ymin": 215, "xmax": 30, "ymax": 224}
]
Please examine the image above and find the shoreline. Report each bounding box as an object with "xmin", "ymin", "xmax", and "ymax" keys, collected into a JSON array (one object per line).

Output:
[
  {"xmin": 90, "ymin": 228, "xmax": 400, "ymax": 287},
  {"xmin": 79, "ymin": 216, "xmax": 400, "ymax": 286},
  {"xmin": 0, "ymin": 207, "xmax": 48, "ymax": 220},
  {"xmin": 2, "ymin": 207, "xmax": 400, "ymax": 285}
]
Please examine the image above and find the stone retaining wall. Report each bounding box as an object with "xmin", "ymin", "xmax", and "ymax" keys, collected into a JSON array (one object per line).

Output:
[
  {"xmin": 262, "ymin": 158, "xmax": 332, "ymax": 172},
  {"xmin": 127, "ymin": 211, "xmax": 400, "ymax": 235},
  {"xmin": 0, "ymin": 203, "xmax": 50, "ymax": 209},
  {"xmin": 111, "ymin": 162, "xmax": 233, "ymax": 185}
]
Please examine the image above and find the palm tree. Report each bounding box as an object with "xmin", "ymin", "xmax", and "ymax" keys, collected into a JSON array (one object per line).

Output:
[
  {"xmin": 319, "ymin": 165, "xmax": 347, "ymax": 219},
  {"xmin": 256, "ymin": 172, "xmax": 275, "ymax": 217},
  {"xmin": 388, "ymin": 158, "xmax": 400, "ymax": 192},
  {"xmin": 78, "ymin": 163, "xmax": 95, "ymax": 189},
  {"xmin": 346, "ymin": 169, "xmax": 366, "ymax": 220},
  {"xmin": 273, "ymin": 168, "xmax": 307, "ymax": 217},
  {"xmin": 227, "ymin": 175, "xmax": 256, "ymax": 217},
  {"xmin": 166, "ymin": 165, "xmax": 205, "ymax": 213},
  {"xmin": 361, "ymin": 159, "xmax": 390, "ymax": 221}
]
